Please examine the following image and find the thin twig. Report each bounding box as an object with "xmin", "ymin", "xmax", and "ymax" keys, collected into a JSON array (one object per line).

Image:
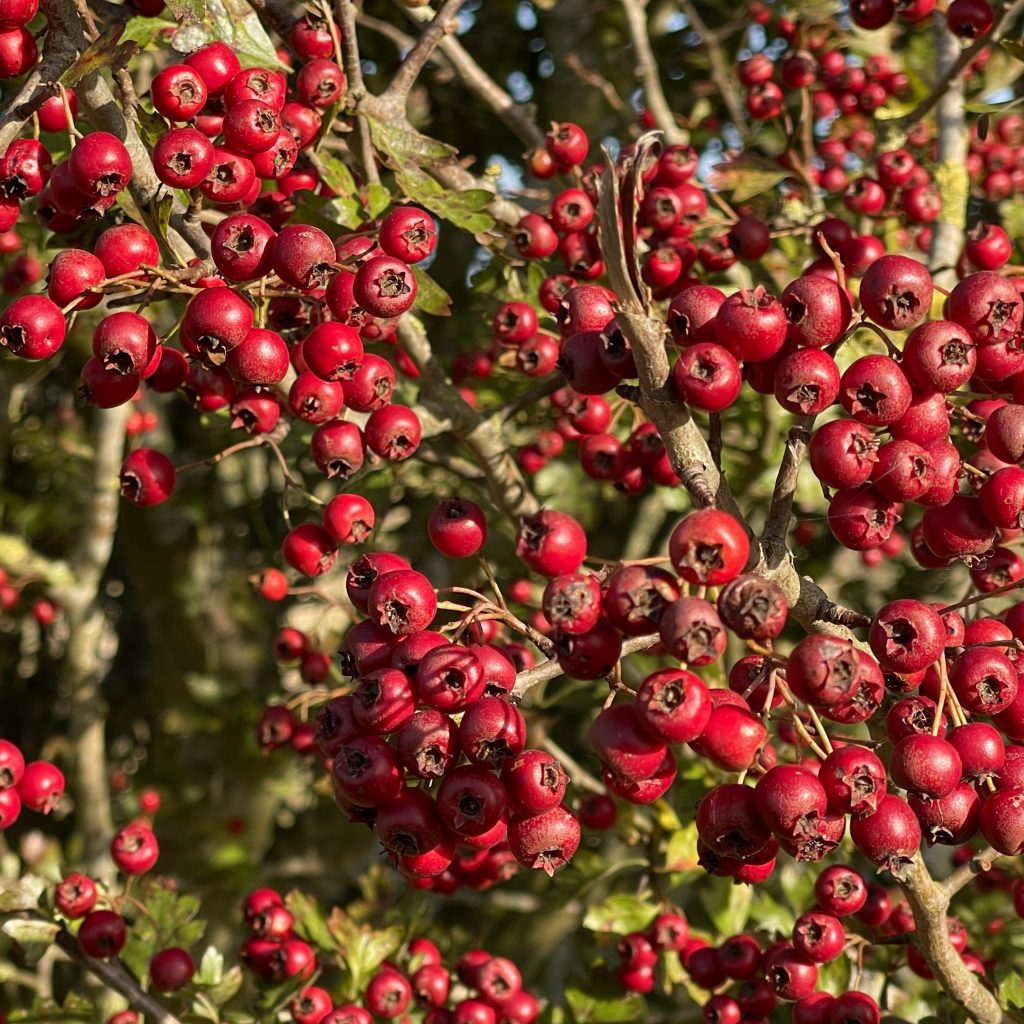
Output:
[
  {"xmin": 336, "ymin": 0, "xmax": 381, "ymax": 185},
  {"xmin": 620, "ymin": 0, "xmax": 682, "ymax": 144},
  {"xmin": 940, "ymin": 847, "xmax": 1001, "ymax": 899},
  {"xmin": 762, "ymin": 420, "xmax": 812, "ymax": 557},
  {"xmin": 676, "ymin": 0, "xmax": 746, "ymax": 137},
  {"xmin": 380, "ymin": 0, "xmax": 467, "ymax": 109}
]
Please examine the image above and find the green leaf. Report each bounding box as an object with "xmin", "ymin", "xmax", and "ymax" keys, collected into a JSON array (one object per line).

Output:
[
  {"xmin": 59, "ymin": 24, "xmax": 139, "ymax": 88},
  {"xmin": 195, "ymin": 945, "xmax": 224, "ymax": 986},
  {"xmin": 285, "ymin": 890, "xmax": 335, "ymax": 951},
  {"xmin": 134, "ymin": 103, "xmax": 167, "ymax": 152},
  {"xmin": 699, "ymin": 876, "xmax": 752, "ymax": 936},
  {"xmin": 393, "ymin": 168, "xmax": 495, "ymax": 234},
  {"xmin": 172, "ymin": 0, "xmax": 287, "ymax": 70},
  {"xmin": 965, "ymin": 95, "xmax": 1024, "ymax": 114},
  {"xmin": 155, "ymin": 191, "xmax": 174, "ymax": 247},
  {"xmin": 123, "ymin": 15, "xmax": 178, "ymax": 48},
  {"xmin": 364, "ymin": 115, "xmax": 496, "ymax": 233},
  {"xmin": 2, "ymin": 919, "xmax": 59, "ymax": 945},
  {"xmin": 367, "ymin": 118, "xmax": 455, "ymax": 165},
  {"xmin": 287, "ymin": 193, "xmax": 359, "ymax": 234},
  {"xmin": 706, "ymin": 153, "xmax": 789, "ymax": 205},
  {"xmin": 663, "ymin": 822, "xmax": 699, "ymax": 873},
  {"xmin": 164, "ymin": 0, "xmax": 205, "ymax": 22},
  {"xmin": 328, "ymin": 911, "xmax": 403, "ymax": 997},
  {"xmin": 998, "ymin": 966, "xmax": 1024, "ymax": 1009},
  {"xmin": 411, "ymin": 265, "xmax": 452, "ymax": 317},
  {"xmin": 204, "ymin": 965, "xmax": 244, "ymax": 1007},
  {"xmin": 582, "ymin": 893, "xmax": 659, "ymax": 935},
  {"xmin": 0, "ymin": 874, "xmax": 46, "ymax": 912},
  {"xmin": 565, "ymin": 985, "xmax": 643, "ymax": 1023},
  {"xmin": 121, "ymin": 878, "xmax": 206, "ymax": 979},
  {"xmin": 1002, "ymin": 38, "xmax": 1024, "ymax": 63},
  {"xmin": 325, "ymin": 197, "xmax": 363, "ymax": 230},
  {"xmin": 349, "ymin": 925, "xmax": 404, "ymax": 991},
  {"xmin": 365, "ymin": 182, "xmax": 391, "ymax": 219},
  {"xmin": 316, "ymin": 152, "xmax": 358, "ymax": 199}
]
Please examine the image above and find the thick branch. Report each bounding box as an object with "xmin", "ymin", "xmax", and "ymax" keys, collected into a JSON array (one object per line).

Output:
[
  {"xmin": 56, "ymin": 931, "xmax": 181, "ymax": 1024},
  {"xmin": 338, "ymin": 0, "xmax": 367, "ymax": 99},
  {"xmin": 55, "ymin": 406, "xmax": 129, "ymax": 874},
  {"xmin": 379, "ymin": 0, "xmax": 467, "ymax": 112},
  {"xmin": 761, "ymin": 420, "xmax": 812, "ymax": 558},
  {"xmin": 620, "ymin": 0, "xmax": 682, "ymax": 145},
  {"xmin": 398, "ymin": 317, "xmax": 538, "ymax": 523},
  {"xmin": 927, "ymin": 13, "xmax": 969, "ymax": 290},
  {"xmin": 898, "ymin": 854, "xmax": 1003, "ymax": 1024},
  {"xmin": 676, "ymin": 0, "xmax": 746, "ymax": 137},
  {"xmin": 336, "ymin": 0, "xmax": 381, "ymax": 185},
  {"xmin": 596, "ymin": 136, "xmax": 738, "ymax": 517},
  {"xmin": 890, "ymin": 0, "xmax": 1024, "ymax": 133},
  {"xmin": 599, "ymin": 137, "xmax": 867, "ymax": 639}
]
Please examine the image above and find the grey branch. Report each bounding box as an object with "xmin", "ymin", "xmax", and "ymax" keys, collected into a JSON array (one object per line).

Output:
[
  {"xmin": 761, "ymin": 419, "xmax": 812, "ymax": 558},
  {"xmin": 675, "ymin": 0, "xmax": 747, "ymax": 137},
  {"xmin": 940, "ymin": 846, "xmax": 1001, "ymax": 900},
  {"xmin": 380, "ymin": 0, "xmax": 467, "ymax": 109},
  {"xmin": 55, "ymin": 406, "xmax": 129, "ymax": 874},
  {"xmin": 389, "ymin": 0, "xmax": 544, "ymax": 149},
  {"xmin": 619, "ymin": 0, "xmax": 682, "ymax": 144},
  {"xmin": 890, "ymin": 0, "xmax": 1024, "ymax": 133},
  {"xmin": 56, "ymin": 931, "xmax": 182, "ymax": 1024},
  {"xmin": 598, "ymin": 136, "xmax": 866, "ymax": 639},
  {"xmin": 898, "ymin": 855, "xmax": 1003, "ymax": 1024},
  {"xmin": 926, "ymin": 13, "xmax": 969, "ymax": 290}
]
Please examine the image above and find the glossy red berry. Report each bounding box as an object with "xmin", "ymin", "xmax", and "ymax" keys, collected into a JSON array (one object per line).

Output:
[
  {"xmin": 507, "ymin": 804, "xmax": 580, "ymax": 874},
  {"xmin": 428, "ymin": 498, "xmax": 487, "ymax": 558},
  {"xmin": 16, "ymin": 760, "xmax": 64, "ymax": 813},
  {"xmin": 150, "ymin": 948, "xmax": 196, "ymax": 992},
  {"xmin": 119, "ymin": 448, "xmax": 176, "ymax": 507},
  {"xmin": 295, "ymin": 58, "xmax": 346, "ymax": 108},
  {"xmin": 0, "ymin": 295, "xmax": 66, "ymax": 360},
  {"xmin": 151, "ymin": 64, "xmax": 208, "ymax": 120},
  {"xmin": 78, "ymin": 910, "xmax": 127, "ymax": 958},
  {"xmin": 111, "ymin": 823, "xmax": 159, "ymax": 874},
  {"xmin": 282, "ymin": 523, "xmax": 337, "ymax": 577},
  {"xmin": 669, "ymin": 509, "xmax": 749, "ymax": 585},
  {"xmin": 55, "ymin": 873, "xmax": 97, "ymax": 919},
  {"xmin": 69, "ymin": 132, "xmax": 132, "ymax": 197}
]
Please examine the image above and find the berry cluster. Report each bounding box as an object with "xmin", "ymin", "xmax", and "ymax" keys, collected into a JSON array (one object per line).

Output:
[
  {"xmin": 248, "ymin": 497, "xmax": 590, "ymax": 889},
  {"xmin": 0, "ymin": 736, "xmax": 64, "ymax": 829},
  {"xmin": 242, "ymin": 918, "xmax": 540, "ymax": 1024},
  {"xmin": 738, "ymin": 47, "xmax": 911, "ymax": 124}
]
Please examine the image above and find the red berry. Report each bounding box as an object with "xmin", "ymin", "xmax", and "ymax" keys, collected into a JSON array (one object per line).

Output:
[
  {"xmin": 16, "ymin": 760, "xmax": 64, "ymax": 813},
  {"xmin": 150, "ymin": 947, "xmax": 196, "ymax": 992},
  {"xmin": 78, "ymin": 910, "xmax": 126, "ymax": 958}
]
